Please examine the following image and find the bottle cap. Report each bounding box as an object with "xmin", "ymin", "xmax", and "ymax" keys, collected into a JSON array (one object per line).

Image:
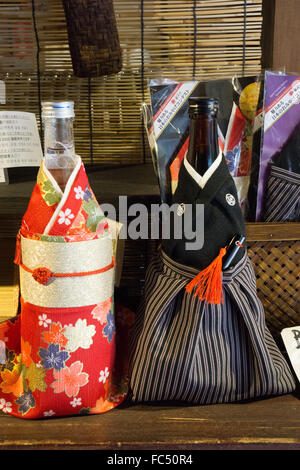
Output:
[
  {"xmin": 42, "ymin": 101, "xmax": 75, "ymax": 119},
  {"xmin": 188, "ymin": 97, "xmax": 219, "ymax": 115}
]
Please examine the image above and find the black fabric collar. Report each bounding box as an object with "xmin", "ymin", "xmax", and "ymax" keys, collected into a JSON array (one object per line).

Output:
[{"xmin": 174, "ymin": 156, "xmax": 231, "ymax": 205}]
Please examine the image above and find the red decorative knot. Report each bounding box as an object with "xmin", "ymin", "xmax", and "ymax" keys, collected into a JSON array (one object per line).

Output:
[{"xmin": 32, "ymin": 267, "xmax": 52, "ymax": 285}]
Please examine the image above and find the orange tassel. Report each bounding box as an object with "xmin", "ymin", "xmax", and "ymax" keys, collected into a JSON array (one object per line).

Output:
[
  {"xmin": 14, "ymin": 232, "xmax": 22, "ymax": 266},
  {"xmin": 185, "ymin": 247, "xmax": 227, "ymax": 305}
]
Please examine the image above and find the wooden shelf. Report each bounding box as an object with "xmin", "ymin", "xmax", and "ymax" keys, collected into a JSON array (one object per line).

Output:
[
  {"xmin": 1, "ymin": 392, "xmax": 300, "ymax": 450},
  {"xmin": 246, "ymin": 222, "xmax": 300, "ymax": 241}
]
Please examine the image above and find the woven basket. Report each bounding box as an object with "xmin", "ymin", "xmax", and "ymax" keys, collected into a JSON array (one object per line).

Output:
[
  {"xmin": 62, "ymin": 0, "xmax": 122, "ymax": 77},
  {"xmin": 118, "ymin": 222, "xmax": 300, "ymax": 347},
  {"xmin": 246, "ymin": 223, "xmax": 300, "ymax": 345}
]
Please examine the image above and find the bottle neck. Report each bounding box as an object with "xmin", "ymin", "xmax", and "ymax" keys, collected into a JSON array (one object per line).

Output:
[
  {"xmin": 43, "ymin": 117, "xmax": 75, "ymax": 191},
  {"xmin": 44, "ymin": 117, "xmax": 75, "ymax": 157},
  {"xmin": 186, "ymin": 114, "xmax": 219, "ymax": 175}
]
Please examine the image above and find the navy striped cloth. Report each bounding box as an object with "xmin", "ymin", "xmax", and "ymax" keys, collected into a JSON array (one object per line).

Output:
[
  {"xmin": 264, "ymin": 165, "xmax": 300, "ymax": 222},
  {"xmin": 129, "ymin": 249, "xmax": 296, "ymax": 404}
]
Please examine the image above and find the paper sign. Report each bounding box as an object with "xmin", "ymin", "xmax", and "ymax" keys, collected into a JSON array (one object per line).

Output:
[
  {"xmin": 0, "ymin": 111, "xmax": 43, "ymax": 168},
  {"xmin": 281, "ymin": 326, "xmax": 300, "ymax": 382}
]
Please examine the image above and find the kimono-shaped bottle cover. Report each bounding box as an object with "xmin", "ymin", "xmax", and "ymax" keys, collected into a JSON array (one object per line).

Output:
[
  {"xmin": 129, "ymin": 97, "xmax": 296, "ymax": 404},
  {"xmin": 0, "ymin": 102, "xmax": 129, "ymax": 419}
]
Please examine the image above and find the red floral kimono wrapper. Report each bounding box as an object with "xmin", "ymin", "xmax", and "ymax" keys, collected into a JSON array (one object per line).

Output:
[{"xmin": 0, "ymin": 156, "xmax": 131, "ymax": 419}]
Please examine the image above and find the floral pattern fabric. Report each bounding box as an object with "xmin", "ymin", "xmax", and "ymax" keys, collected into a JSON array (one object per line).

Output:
[
  {"xmin": 21, "ymin": 160, "xmax": 110, "ymax": 243},
  {"xmin": 0, "ymin": 157, "xmax": 131, "ymax": 419},
  {"xmin": 0, "ymin": 299, "xmax": 128, "ymax": 418}
]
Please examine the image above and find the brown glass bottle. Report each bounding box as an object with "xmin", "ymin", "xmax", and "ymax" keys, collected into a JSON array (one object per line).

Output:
[{"xmin": 186, "ymin": 97, "xmax": 219, "ymax": 175}]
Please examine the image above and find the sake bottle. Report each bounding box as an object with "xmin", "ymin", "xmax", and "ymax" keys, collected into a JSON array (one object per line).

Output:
[
  {"xmin": 186, "ymin": 97, "xmax": 219, "ymax": 174},
  {"xmin": 42, "ymin": 101, "xmax": 76, "ymax": 191}
]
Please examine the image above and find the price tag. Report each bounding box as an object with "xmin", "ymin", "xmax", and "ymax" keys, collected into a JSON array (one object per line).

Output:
[
  {"xmin": 0, "ymin": 111, "xmax": 43, "ymax": 169},
  {"xmin": 281, "ymin": 326, "xmax": 300, "ymax": 382}
]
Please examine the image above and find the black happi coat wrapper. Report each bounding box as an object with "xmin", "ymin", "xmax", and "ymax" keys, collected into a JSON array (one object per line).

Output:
[
  {"xmin": 129, "ymin": 156, "xmax": 296, "ymax": 406},
  {"xmin": 162, "ymin": 155, "xmax": 246, "ymax": 271}
]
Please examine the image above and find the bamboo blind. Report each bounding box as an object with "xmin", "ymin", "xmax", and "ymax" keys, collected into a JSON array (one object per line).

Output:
[{"xmin": 0, "ymin": 0, "xmax": 263, "ymax": 165}]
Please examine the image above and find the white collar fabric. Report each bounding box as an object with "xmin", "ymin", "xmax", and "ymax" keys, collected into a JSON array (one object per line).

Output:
[{"xmin": 183, "ymin": 150, "xmax": 223, "ymax": 189}]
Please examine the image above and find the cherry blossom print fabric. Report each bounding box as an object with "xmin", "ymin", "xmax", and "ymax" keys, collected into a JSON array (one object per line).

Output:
[
  {"xmin": 0, "ymin": 156, "xmax": 130, "ymax": 419},
  {"xmin": 20, "ymin": 156, "xmax": 110, "ymax": 241},
  {"xmin": 1, "ymin": 299, "xmax": 127, "ymax": 418}
]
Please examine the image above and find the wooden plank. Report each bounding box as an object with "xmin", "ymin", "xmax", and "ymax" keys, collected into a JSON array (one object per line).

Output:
[
  {"xmin": 0, "ymin": 393, "xmax": 299, "ymax": 449},
  {"xmin": 272, "ymin": 0, "xmax": 300, "ymax": 74},
  {"xmin": 260, "ymin": 0, "xmax": 275, "ymax": 69},
  {"xmin": 246, "ymin": 222, "xmax": 300, "ymax": 241}
]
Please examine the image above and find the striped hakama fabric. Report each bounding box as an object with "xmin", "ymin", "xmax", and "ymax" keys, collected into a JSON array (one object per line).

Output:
[
  {"xmin": 264, "ymin": 165, "xmax": 300, "ymax": 222},
  {"xmin": 129, "ymin": 249, "xmax": 296, "ymax": 404}
]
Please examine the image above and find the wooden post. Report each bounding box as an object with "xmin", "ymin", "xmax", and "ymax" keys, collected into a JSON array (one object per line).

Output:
[{"xmin": 262, "ymin": 0, "xmax": 300, "ymax": 74}]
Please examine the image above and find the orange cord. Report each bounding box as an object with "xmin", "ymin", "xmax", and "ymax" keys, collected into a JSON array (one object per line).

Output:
[
  {"xmin": 14, "ymin": 233, "xmax": 114, "ymax": 284},
  {"xmin": 18, "ymin": 259, "xmax": 114, "ymax": 278}
]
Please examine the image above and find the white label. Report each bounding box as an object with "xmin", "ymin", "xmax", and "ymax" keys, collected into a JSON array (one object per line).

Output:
[
  {"xmin": 264, "ymin": 79, "xmax": 300, "ymax": 132},
  {"xmin": 0, "ymin": 81, "xmax": 5, "ymax": 104},
  {"xmin": 281, "ymin": 326, "xmax": 300, "ymax": 382},
  {"xmin": 0, "ymin": 111, "xmax": 43, "ymax": 168},
  {"xmin": 153, "ymin": 81, "xmax": 198, "ymax": 139}
]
